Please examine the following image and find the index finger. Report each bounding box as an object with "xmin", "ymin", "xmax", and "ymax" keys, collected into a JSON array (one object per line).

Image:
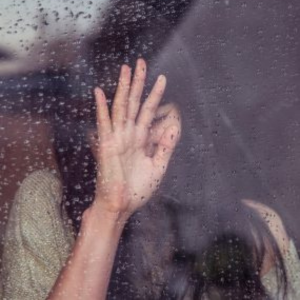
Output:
[{"xmin": 95, "ymin": 87, "xmax": 112, "ymax": 138}]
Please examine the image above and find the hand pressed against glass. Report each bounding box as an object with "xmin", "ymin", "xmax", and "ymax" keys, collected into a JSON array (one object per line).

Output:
[
  {"xmin": 92, "ymin": 58, "xmax": 180, "ymax": 220},
  {"xmin": 49, "ymin": 60, "xmax": 180, "ymax": 300}
]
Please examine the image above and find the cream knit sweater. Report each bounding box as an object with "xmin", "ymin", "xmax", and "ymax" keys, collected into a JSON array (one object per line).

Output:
[{"xmin": 1, "ymin": 170, "xmax": 74, "ymax": 299}]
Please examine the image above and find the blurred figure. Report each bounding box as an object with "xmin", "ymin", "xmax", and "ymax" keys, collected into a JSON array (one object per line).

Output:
[
  {"xmin": 1, "ymin": 0, "xmax": 300, "ymax": 299},
  {"xmin": 2, "ymin": 59, "xmax": 182, "ymax": 299}
]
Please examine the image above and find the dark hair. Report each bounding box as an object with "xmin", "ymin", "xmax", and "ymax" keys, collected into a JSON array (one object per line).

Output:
[
  {"xmin": 159, "ymin": 201, "xmax": 288, "ymax": 300},
  {"xmin": 50, "ymin": 1, "xmax": 289, "ymax": 299},
  {"xmin": 51, "ymin": 58, "xmax": 289, "ymax": 300}
]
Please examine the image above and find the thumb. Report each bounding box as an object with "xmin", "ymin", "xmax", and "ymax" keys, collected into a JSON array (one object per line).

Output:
[{"xmin": 152, "ymin": 125, "xmax": 180, "ymax": 176}]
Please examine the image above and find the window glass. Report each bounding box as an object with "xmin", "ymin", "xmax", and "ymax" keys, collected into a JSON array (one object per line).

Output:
[{"xmin": 1, "ymin": 0, "xmax": 299, "ymax": 299}]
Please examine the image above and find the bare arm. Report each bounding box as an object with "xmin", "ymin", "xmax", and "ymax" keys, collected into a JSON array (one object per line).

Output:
[
  {"xmin": 47, "ymin": 59, "xmax": 181, "ymax": 299},
  {"xmin": 48, "ymin": 207, "xmax": 125, "ymax": 300}
]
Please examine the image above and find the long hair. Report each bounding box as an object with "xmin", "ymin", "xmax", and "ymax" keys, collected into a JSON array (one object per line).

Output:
[
  {"xmin": 159, "ymin": 201, "xmax": 288, "ymax": 300},
  {"xmin": 50, "ymin": 49, "xmax": 290, "ymax": 300},
  {"xmin": 50, "ymin": 1, "xmax": 289, "ymax": 299}
]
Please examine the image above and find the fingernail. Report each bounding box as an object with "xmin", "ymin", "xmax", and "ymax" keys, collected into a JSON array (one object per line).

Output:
[
  {"xmin": 122, "ymin": 64, "xmax": 131, "ymax": 74},
  {"xmin": 158, "ymin": 75, "xmax": 166, "ymax": 83},
  {"xmin": 95, "ymin": 87, "xmax": 103, "ymax": 97},
  {"xmin": 138, "ymin": 58, "xmax": 146, "ymax": 71},
  {"xmin": 95, "ymin": 87, "xmax": 101, "ymax": 94}
]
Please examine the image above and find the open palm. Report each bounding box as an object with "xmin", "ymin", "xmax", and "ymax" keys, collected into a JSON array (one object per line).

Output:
[{"xmin": 93, "ymin": 59, "xmax": 180, "ymax": 218}]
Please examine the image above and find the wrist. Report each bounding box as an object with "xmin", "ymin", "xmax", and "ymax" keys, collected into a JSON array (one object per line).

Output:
[{"xmin": 81, "ymin": 202, "xmax": 128, "ymax": 235}]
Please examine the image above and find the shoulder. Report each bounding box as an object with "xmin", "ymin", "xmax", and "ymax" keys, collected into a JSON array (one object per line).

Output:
[
  {"xmin": 7, "ymin": 169, "xmax": 71, "ymax": 249},
  {"xmin": 243, "ymin": 199, "xmax": 290, "ymax": 275},
  {"xmin": 243, "ymin": 199, "xmax": 289, "ymax": 251},
  {"xmin": 2, "ymin": 170, "xmax": 72, "ymax": 299},
  {"xmin": 16, "ymin": 169, "xmax": 62, "ymax": 205},
  {"xmin": 10, "ymin": 169, "xmax": 64, "ymax": 232}
]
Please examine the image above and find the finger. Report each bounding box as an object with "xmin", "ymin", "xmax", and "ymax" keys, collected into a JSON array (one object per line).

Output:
[
  {"xmin": 152, "ymin": 125, "xmax": 180, "ymax": 175},
  {"xmin": 95, "ymin": 87, "xmax": 112, "ymax": 138},
  {"xmin": 154, "ymin": 103, "xmax": 177, "ymax": 120},
  {"xmin": 127, "ymin": 58, "xmax": 147, "ymax": 122},
  {"xmin": 137, "ymin": 75, "xmax": 166, "ymax": 130},
  {"xmin": 149, "ymin": 121, "xmax": 180, "ymax": 148},
  {"xmin": 112, "ymin": 64, "xmax": 131, "ymax": 128},
  {"xmin": 150, "ymin": 104, "xmax": 181, "ymax": 144}
]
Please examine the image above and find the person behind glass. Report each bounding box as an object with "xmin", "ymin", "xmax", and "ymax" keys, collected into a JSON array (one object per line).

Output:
[
  {"xmin": 1, "ymin": 59, "xmax": 181, "ymax": 299},
  {"xmin": 2, "ymin": 59, "xmax": 299, "ymax": 300}
]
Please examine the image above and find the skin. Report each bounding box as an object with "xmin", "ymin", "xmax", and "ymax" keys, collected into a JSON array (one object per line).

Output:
[{"xmin": 47, "ymin": 58, "xmax": 181, "ymax": 300}]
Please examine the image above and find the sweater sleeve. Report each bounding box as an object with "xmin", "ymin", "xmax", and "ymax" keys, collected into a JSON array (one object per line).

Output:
[{"xmin": 2, "ymin": 170, "xmax": 74, "ymax": 300}]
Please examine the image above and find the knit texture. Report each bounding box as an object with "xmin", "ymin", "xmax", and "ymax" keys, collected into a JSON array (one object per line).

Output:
[{"xmin": 1, "ymin": 170, "xmax": 74, "ymax": 300}]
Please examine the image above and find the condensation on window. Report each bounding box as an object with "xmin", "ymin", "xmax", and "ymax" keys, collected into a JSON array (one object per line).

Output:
[{"xmin": 0, "ymin": 0, "xmax": 300, "ymax": 299}]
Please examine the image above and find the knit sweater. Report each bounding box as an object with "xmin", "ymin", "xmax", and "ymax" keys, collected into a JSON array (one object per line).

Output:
[
  {"xmin": 1, "ymin": 170, "xmax": 300, "ymax": 299},
  {"xmin": 1, "ymin": 170, "xmax": 74, "ymax": 299}
]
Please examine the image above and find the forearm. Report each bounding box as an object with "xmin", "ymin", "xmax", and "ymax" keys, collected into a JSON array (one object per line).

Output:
[{"xmin": 47, "ymin": 205, "xmax": 125, "ymax": 300}]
